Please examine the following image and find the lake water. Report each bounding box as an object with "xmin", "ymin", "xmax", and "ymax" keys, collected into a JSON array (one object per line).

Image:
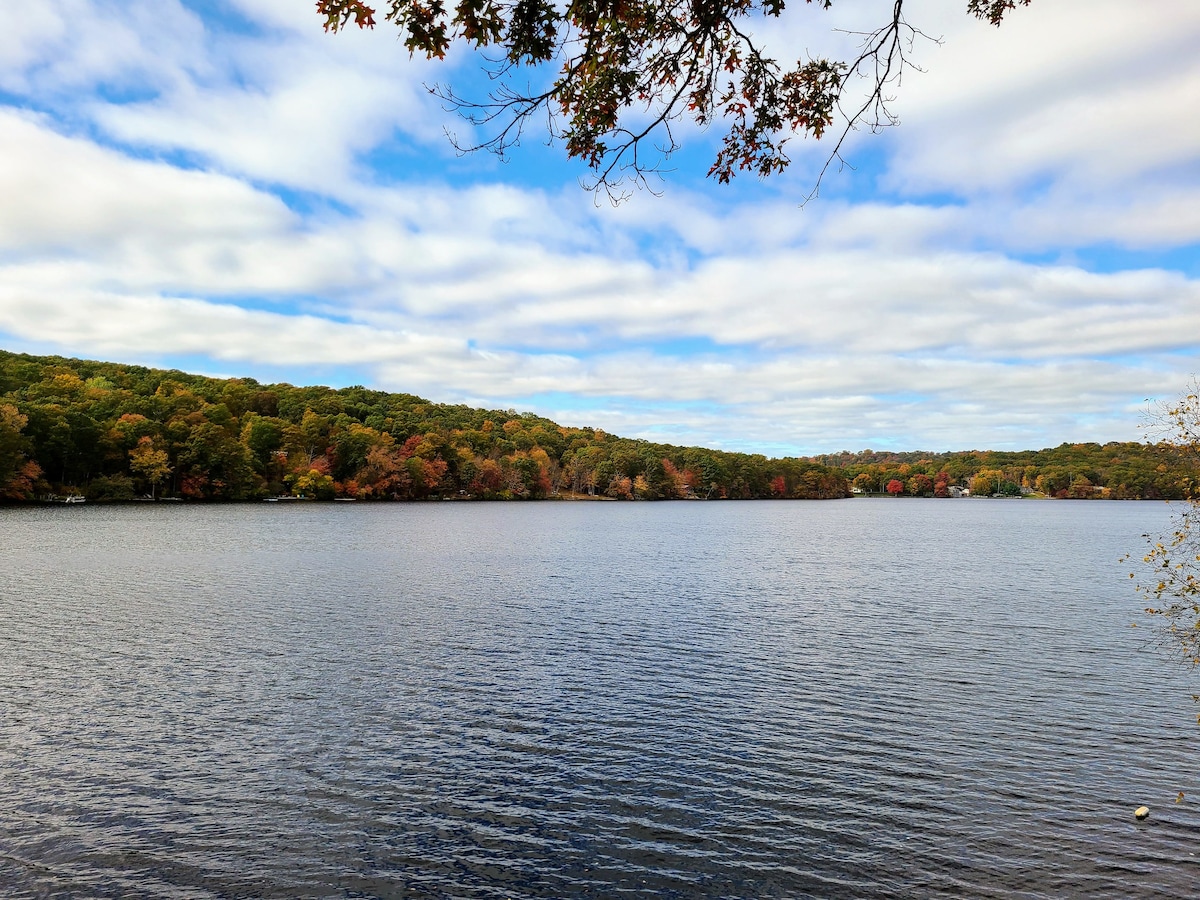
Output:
[{"xmin": 2, "ymin": 499, "xmax": 1199, "ymax": 898}]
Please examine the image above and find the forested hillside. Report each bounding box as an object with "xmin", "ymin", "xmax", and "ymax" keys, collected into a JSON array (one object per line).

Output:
[
  {"xmin": 814, "ymin": 445, "xmax": 1194, "ymax": 500},
  {"xmin": 2, "ymin": 350, "xmax": 1190, "ymax": 504},
  {"xmin": 0, "ymin": 350, "xmax": 849, "ymax": 502}
]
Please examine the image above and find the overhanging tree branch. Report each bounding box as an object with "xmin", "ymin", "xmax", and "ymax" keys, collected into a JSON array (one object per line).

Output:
[{"xmin": 317, "ymin": 0, "xmax": 1032, "ymax": 195}]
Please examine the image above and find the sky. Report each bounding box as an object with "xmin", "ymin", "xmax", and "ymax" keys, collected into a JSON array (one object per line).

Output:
[{"xmin": 1, "ymin": 0, "xmax": 1198, "ymax": 456}]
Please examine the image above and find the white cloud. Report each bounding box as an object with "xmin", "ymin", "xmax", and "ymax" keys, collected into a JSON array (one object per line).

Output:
[
  {"xmin": 0, "ymin": 0, "xmax": 207, "ymax": 96},
  {"xmin": 84, "ymin": 1, "xmax": 467, "ymax": 194},
  {"xmin": 0, "ymin": 109, "xmax": 291, "ymax": 250},
  {"xmin": 885, "ymin": 0, "xmax": 1200, "ymax": 196}
]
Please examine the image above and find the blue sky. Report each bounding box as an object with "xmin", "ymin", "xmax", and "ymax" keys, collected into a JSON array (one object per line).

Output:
[{"xmin": 1, "ymin": 0, "xmax": 1198, "ymax": 454}]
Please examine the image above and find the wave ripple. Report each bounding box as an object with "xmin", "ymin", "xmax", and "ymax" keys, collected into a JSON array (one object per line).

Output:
[{"xmin": 2, "ymin": 500, "xmax": 1198, "ymax": 897}]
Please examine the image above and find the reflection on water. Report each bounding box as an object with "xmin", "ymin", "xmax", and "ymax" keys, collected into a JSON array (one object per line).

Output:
[{"xmin": 2, "ymin": 499, "xmax": 1199, "ymax": 897}]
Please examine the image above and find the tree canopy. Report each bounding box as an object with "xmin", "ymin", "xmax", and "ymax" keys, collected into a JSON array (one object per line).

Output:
[{"xmin": 318, "ymin": 0, "xmax": 1031, "ymax": 194}]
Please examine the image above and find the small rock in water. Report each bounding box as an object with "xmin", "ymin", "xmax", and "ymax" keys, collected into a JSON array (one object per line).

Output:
[{"xmin": 1135, "ymin": 806, "xmax": 1150, "ymax": 821}]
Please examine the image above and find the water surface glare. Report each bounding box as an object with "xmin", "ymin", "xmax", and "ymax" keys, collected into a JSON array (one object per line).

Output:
[{"xmin": 2, "ymin": 499, "xmax": 1199, "ymax": 897}]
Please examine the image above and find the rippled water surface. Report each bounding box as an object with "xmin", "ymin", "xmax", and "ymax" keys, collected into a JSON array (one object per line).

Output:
[{"xmin": 3, "ymin": 499, "xmax": 1200, "ymax": 897}]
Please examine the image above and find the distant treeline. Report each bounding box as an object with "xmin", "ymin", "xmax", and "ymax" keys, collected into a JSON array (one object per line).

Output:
[
  {"xmin": 0, "ymin": 350, "xmax": 850, "ymax": 502},
  {"xmin": 812, "ymin": 445, "xmax": 1195, "ymax": 500}
]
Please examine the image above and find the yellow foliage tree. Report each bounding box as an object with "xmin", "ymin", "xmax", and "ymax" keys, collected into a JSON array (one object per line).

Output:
[
  {"xmin": 129, "ymin": 436, "xmax": 172, "ymax": 500},
  {"xmin": 1133, "ymin": 381, "xmax": 1200, "ymax": 717}
]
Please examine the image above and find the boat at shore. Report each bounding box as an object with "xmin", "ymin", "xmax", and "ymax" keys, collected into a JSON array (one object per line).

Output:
[{"xmin": 44, "ymin": 493, "xmax": 86, "ymax": 504}]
